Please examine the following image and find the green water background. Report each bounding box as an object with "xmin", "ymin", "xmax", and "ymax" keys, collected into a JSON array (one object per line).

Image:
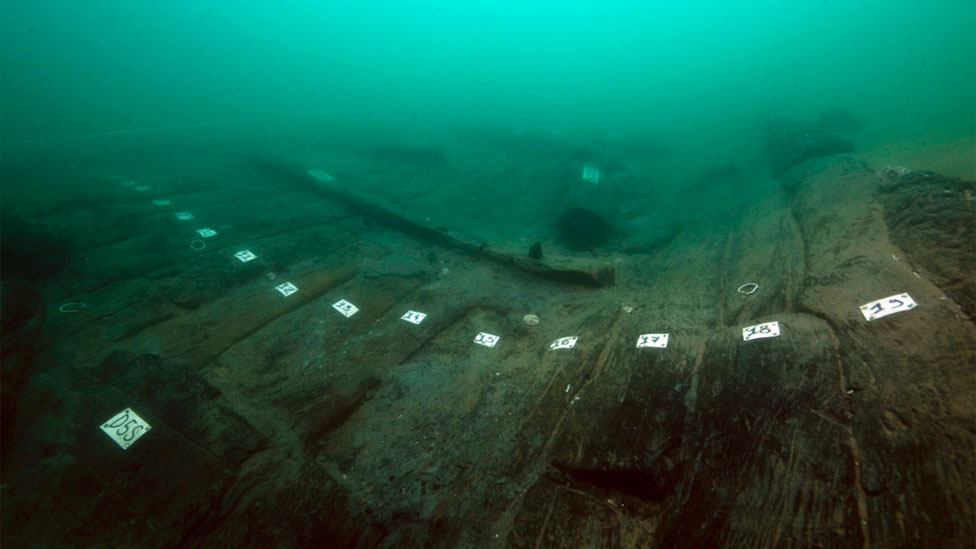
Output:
[{"xmin": 2, "ymin": 1, "xmax": 973, "ymax": 184}]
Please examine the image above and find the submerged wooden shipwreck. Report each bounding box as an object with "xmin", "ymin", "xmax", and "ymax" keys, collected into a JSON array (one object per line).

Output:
[{"xmin": 1, "ymin": 132, "xmax": 974, "ymax": 547}]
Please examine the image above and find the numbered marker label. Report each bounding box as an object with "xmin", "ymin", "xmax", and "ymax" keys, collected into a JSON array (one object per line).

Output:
[
  {"xmin": 100, "ymin": 408, "xmax": 152, "ymax": 450},
  {"xmin": 121, "ymin": 180, "xmax": 136, "ymax": 187},
  {"xmin": 400, "ymin": 310, "xmax": 426, "ymax": 324},
  {"xmin": 196, "ymin": 228, "xmax": 218, "ymax": 238},
  {"xmin": 550, "ymin": 336, "xmax": 578, "ymax": 350},
  {"xmin": 636, "ymin": 333, "xmax": 669, "ymax": 348},
  {"xmin": 581, "ymin": 165, "xmax": 600, "ymax": 183},
  {"xmin": 275, "ymin": 282, "xmax": 298, "ymax": 297},
  {"xmin": 234, "ymin": 250, "xmax": 257, "ymax": 263},
  {"xmin": 860, "ymin": 293, "xmax": 916, "ymax": 321},
  {"xmin": 175, "ymin": 212, "xmax": 194, "ymax": 221},
  {"xmin": 152, "ymin": 199, "xmax": 171, "ymax": 206},
  {"xmin": 333, "ymin": 299, "xmax": 359, "ymax": 318},
  {"xmin": 307, "ymin": 169, "xmax": 336, "ymax": 182},
  {"xmin": 742, "ymin": 321, "xmax": 780, "ymax": 341},
  {"xmin": 474, "ymin": 332, "xmax": 500, "ymax": 348},
  {"xmin": 135, "ymin": 185, "xmax": 152, "ymax": 191}
]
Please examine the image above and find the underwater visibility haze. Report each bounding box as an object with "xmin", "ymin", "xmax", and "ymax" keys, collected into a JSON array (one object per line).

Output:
[{"xmin": 1, "ymin": 1, "xmax": 974, "ymax": 547}]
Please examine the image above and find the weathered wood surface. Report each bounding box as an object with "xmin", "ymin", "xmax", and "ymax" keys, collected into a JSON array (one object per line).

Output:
[{"xmin": 1, "ymin": 146, "xmax": 973, "ymax": 548}]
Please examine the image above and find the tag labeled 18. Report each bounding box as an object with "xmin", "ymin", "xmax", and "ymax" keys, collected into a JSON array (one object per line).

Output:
[{"xmin": 742, "ymin": 321, "xmax": 780, "ymax": 341}]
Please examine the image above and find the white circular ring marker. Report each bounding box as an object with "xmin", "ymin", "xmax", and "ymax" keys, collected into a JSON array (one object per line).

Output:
[
  {"xmin": 59, "ymin": 302, "xmax": 86, "ymax": 313},
  {"xmin": 737, "ymin": 283, "xmax": 759, "ymax": 295},
  {"xmin": 190, "ymin": 239, "xmax": 207, "ymax": 251}
]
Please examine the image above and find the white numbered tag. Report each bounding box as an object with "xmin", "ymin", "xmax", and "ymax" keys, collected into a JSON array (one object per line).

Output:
[
  {"xmin": 333, "ymin": 299, "xmax": 359, "ymax": 317},
  {"xmin": 400, "ymin": 310, "xmax": 426, "ymax": 324},
  {"xmin": 152, "ymin": 199, "xmax": 171, "ymax": 206},
  {"xmin": 636, "ymin": 333, "xmax": 669, "ymax": 348},
  {"xmin": 121, "ymin": 180, "xmax": 136, "ymax": 187},
  {"xmin": 582, "ymin": 165, "xmax": 600, "ymax": 183},
  {"xmin": 135, "ymin": 185, "xmax": 152, "ymax": 191},
  {"xmin": 860, "ymin": 293, "xmax": 916, "ymax": 321},
  {"xmin": 234, "ymin": 250, "xmax": 257, "ymax": 263},
  {"xmin": 175, "ymin": 212, "xmax": 194, "ymax": 221},
  {"xmin": 100, "ymin": 408, "xmax": 152, "ymax": 450},
  {"xmin": 550, "ymin": 336, "xmax": 578, "ymax": 350},
  {"xmin": 196, "ymin": 228, "xmax": 217, "ymax": 238},
  {"xmin": 275, "ymin": 282, "xmax": 298, "ymax": 297},
  {"xmin": 742, "ymin": 321, "xmax": 780, "ymax": 341},
  {"xmin": 474, "ymin": 332, "xmax": 500, "ymax": 348},
  {"xmin": 307, "ymin": 169, "xmax": 336, "ymax": 182}
]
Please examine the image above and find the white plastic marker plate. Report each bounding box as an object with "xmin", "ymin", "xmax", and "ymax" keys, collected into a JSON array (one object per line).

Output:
[
  {"xmin": 196, "ymin": 228, "xmax": 217, "ymax": 238},
  {"xmin": 742, "ymin": 321, "xmax": 780, "ymax": 341},
  {"xmin": 234, "ymin": 250, "xmax": 257, "ymax": 263},
  {"xmin": 400, "ymin": 310, "xmax": 426, "ymax": 324},
  {"xmin": 582, "ymin": 165, "xmax": 600, "ymax": 183},
  {"xmin": 175, "ymin": 212, "xmax": 194, "ymax": 221},
  {"xmin": 135, "ymin": 185, "xmax": 152, "ymax": 191},
  {"xmin": 275, "ymin": 282, "xmax": 298, "ymax": 297},
  {"xmin": 122, "ymin": 180, "xmax": 136, "ymax": 187},
  {"xmin": 99, "ymin": 408, "xmax": 152, "ymax": 450},
  {"xmin": 152, "ymin": 199, "xmax": 171, "ymax": 206},
  {"xmin": 333, "ymin": 299, "xmax": 359, "ymax": 318},
  {"xmin": 860, "ymin": 293, "xmax": 916, "ymax": 321},
  {"xmin": 307, "ymin": 169, "xmax": 336, "ymax": 182},
  {"xmin": 550, "ymin": 336, "xmax": 578, "ymax": 350},
  {"xmin": 474, "ymin": 332, "xmax": 500, "ymax": 348},
  {"xmin": 636, "ymin": 333, "xmax": 669, "ymax": 348}
]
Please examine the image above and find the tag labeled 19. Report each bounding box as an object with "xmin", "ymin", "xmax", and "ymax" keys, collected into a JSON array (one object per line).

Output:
[{"xmin": 860, "ymin": 293, "xmax": 916, "ymax": 321}]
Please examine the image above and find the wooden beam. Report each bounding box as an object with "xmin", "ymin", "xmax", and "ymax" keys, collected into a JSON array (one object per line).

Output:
[{"xmin": 249, "ymin": 154, "xmax": 615, "ymax": 287}]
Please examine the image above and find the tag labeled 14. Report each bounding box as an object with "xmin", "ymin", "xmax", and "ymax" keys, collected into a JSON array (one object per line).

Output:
[{"xmin": 860, "ymin": 293, "xmax": 916, "ymax": 321}]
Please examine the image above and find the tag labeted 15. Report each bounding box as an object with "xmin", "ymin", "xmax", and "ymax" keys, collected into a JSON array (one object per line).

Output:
[{"xmin": 474, "ymin": 332, "xmax": 499, "ymax": 348}]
